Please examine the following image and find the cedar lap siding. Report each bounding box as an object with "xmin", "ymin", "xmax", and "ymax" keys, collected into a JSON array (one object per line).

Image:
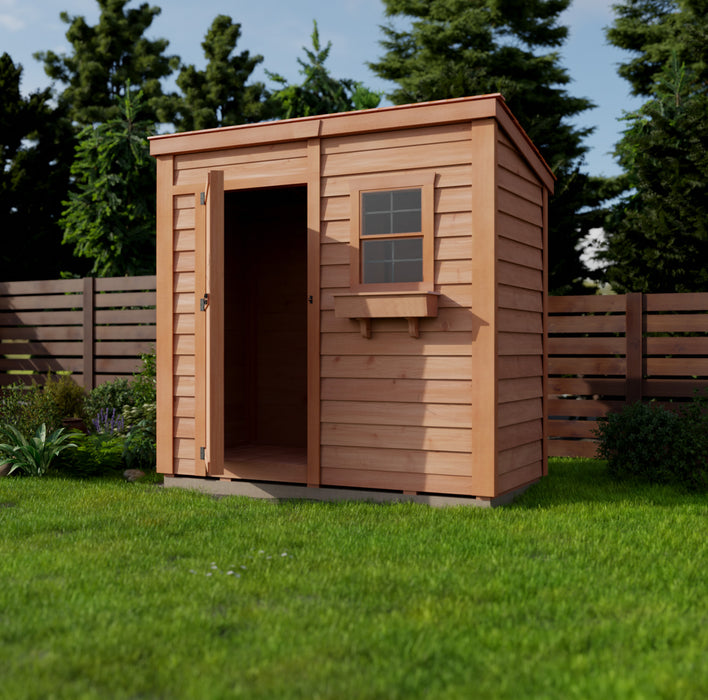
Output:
[{"xmin": 149, "ymin": 94, "xmax": 554, "ymax": 501}]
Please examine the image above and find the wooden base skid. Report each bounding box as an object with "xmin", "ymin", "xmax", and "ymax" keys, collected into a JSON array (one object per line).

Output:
[{"xmin": 163, "ymin": 476, "xmax": 534, "ymax": 508}]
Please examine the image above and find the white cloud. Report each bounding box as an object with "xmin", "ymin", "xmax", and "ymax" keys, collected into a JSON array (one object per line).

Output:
[{"xmin": 0, "ymin": 12, "xmax": 24, "ymax": 31}]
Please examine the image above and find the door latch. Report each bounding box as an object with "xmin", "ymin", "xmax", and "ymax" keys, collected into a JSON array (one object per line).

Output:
[
  {"xmin": 200, "ymin": 294, "xmax": 209, "ymax": 311},
  {"xmin": 307, "ymin": 295, "xmax": 313, "ymax": 304}
]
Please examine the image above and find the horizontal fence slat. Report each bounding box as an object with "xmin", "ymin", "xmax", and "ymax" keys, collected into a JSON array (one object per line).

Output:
[
  {"xmin": 93, "ymin": 291, "xmax": 157, "ymax": 308},
  {"xmin": 645, "ymin": 292, "xmax": 708, "ymax": 312},
  {"xmin": 548, "ymin": 315, "xmax": 626, "ymax": 334},
  {"xmin": 94, "ymin": 276, "xmax": 157, "ymax": 292},
  {"xmin": 0, "ymin": 294, "xmax": 84, "ymax": 311},
  {"xmin": 0, "ymin": 279, "xmax": 83, "ymax": 295},
  {"xmin": 645, "ymin": 314, "xmax": 708, "ymax": 333},
  {"xmin": 548, "ymin": 295, "xmax": 626, "ymax": 313},
  {"xmin": 548, "ymin": 336, "xmax": 625, "ymax": 355},
  {"xmin": 0, "ymin": 342, "xmax": 81, "ymax": 356},
  {"xmin": 548, "ymin": 439, "xmax": 599, "ymax": 458},
  {"xmin": 646, "ymin": 336, "xmax": 708, "ymax": 355},
  {"xmin": 0, "ymin": 311, "xmax": 83, "ymax": 326},
  {"xmin": 547, "ymin": 357, "xmax": 626, "ymax": 376}
]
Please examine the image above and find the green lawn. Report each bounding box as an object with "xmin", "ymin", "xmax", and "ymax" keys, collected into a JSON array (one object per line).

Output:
[{"xmin": 1, "ymin": 459, "xmax": 706, "ymax": 699}]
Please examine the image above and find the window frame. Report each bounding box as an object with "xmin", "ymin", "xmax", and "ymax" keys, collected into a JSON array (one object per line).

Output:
[{"xmin": 349, "ymin": 172, "xmax": 435, "ymax": 292}]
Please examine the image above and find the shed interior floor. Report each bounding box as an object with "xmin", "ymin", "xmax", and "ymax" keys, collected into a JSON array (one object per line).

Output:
[{"xmin": 223, "ymin": 445, "xmax": 307, "ymax": 483}]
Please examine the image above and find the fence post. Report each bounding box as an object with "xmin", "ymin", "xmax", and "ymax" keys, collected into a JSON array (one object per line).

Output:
[
  {"xmin": 82, "ymin": 277, "xmax": 95, "ymax": 390},
  {"xmin": 625, "ymin": 292, "xmax": 643, "ymax": 404}
]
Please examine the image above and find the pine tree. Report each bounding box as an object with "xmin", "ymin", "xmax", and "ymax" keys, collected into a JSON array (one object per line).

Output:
[
  {"xmin": 35, "ymin": 0, "xmax": 178, "ymax": 126},
  {"xmin": 600, "ymin": 56, "xmax": 708, "ymax": 292},
  {"xmin": 61, "ymin": 90, "xmax": 156, "ymax": 277},
  {"xmin": 0, "ymin": 53, "xmax": 79, "ymax": 280},
  {"xmin": 268, "ymin": 21, "xmax": 381, "ymax": 119},
  {"xmin": 606, "ymin": 0, "xmax": 708, "ymax": 97},
  {"xmin": 369, "ymin": 0, "xmax": 604, "ymax": 293},
  {"xmin": 601, "ymin": 0, "xmax": 708, "ymax": 291},
  {"xmin": 174, "ymin": 16, "xmax": 271, "ymax": 132}
]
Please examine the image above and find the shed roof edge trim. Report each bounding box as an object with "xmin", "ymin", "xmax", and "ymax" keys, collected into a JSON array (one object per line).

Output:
[{"xmin": 149, "ymin": 94, "xmax": 503, "ymax": 153}]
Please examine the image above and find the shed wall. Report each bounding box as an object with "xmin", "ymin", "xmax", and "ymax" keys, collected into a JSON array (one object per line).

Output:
[
  {"xmin": 495, "ymin": 129, "xmax": 546, "ymax": 493},
  {"xmin": 318, "ymin": 123, "xmax": 478, "ymax": 495}
]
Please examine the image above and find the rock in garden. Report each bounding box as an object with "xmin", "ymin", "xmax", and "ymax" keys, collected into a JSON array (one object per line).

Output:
[{"xmin": 123, "ymin": 469, "xmax": 145, "ymax": 482}]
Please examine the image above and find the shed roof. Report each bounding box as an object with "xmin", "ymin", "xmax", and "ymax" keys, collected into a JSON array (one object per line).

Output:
[{"xmin": 149, "ymin": 94, "xmax": 555, "ymax": 191}]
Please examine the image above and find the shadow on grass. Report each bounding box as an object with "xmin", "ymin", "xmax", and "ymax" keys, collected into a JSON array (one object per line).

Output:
[{"xmin": 511, "ymin": 458, "xmax": 708, "ymax": 509}]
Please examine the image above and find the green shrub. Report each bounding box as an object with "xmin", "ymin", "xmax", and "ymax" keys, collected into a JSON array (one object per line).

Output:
[
  {"xmin": 595, "ymin": 397, "xmax": 708, "ymax": 491},
  {"xmin": 84, "ymin": 352, "xmax": 156, "ymax": 432},
  {"xmin": 0, "ymin": 423, "xmax": 78, "ymax": 477},
  {"xmin": 84, "ymin": 379, "xmax": 134, "ymax": 427},
  {"xmin": 55, "ymin": 432, "xmax": 125, "ymax": 477},
  {"xmin": 122, "ymin": 402, "xmax": 156, "ymax": 470},
  {"xmin": 42, "ymin": 374, "xmax": 87, "ymax": 423},
  {"xmin": 0, "ymin": 380, "xmax": 70, "ymax": 437}
]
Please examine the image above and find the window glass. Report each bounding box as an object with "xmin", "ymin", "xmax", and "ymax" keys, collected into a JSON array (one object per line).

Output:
[
  {"xmin": 362, "ymin": 189, "xmax": 422, "ymax": 236},
  {"xmin": 362, "ymin": 238, "xmax": 423, "ymax": 284}
]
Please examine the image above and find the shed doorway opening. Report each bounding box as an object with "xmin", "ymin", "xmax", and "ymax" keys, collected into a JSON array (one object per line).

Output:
[{"xmin": 222, "ymin": 186, "xmax": 308, "ymax": 482}]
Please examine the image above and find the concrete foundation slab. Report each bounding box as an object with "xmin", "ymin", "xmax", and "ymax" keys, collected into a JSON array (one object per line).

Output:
[{"xmin": 163, "ymin": 476, "xmax": 531, "ymax": 508}]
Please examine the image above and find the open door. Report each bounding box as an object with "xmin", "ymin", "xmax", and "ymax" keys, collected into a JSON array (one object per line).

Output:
[
  {"xmin": 195, "ymin": 170, "xmax": 224, "ymax": 476},
  {"xmin": 195, "ymin": 172, "xmax": 316, "ymax": 484}
]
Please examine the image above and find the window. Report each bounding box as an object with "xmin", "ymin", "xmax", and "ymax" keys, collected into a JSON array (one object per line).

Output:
[{"xmin": 350, "ymin": 173, "xmax": 434, "ymax": 290}]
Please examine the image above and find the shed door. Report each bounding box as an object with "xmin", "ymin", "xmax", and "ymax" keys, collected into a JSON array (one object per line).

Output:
[
  {"xmin": 195, "ymin": 170, "xmax": 224, "ymax": 475},
  {"xmin": 194, "ymin": 169, "xmax": 320, "ymax": 482}
]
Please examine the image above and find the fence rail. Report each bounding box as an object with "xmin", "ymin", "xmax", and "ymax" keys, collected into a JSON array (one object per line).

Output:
[
  {"xmin": 548, "ymin": 292, "xmax": 708, "ymax": 457},
  {"xmin": 0, "ymin": 276, "xmax": 156, "ymax": 389}
]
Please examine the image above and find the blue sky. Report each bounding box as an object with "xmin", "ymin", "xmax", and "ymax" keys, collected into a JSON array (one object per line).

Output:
[{"xmin": 1, "ymin": 0, "xmax": 642, "ymax": 177}]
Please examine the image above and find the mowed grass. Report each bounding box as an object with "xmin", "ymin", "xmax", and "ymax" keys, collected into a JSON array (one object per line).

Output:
[{"xmin": 0, "ymin": 459, "xmax": 706, "ymax": 700}]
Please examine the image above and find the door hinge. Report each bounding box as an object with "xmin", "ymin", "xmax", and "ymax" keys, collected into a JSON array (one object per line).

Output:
[
  {"xmin": 200, "ymin": 294, "xmax": 209, "ymax": 311},
  {"xmin": 200, "ymin": 191, "xmax": 206, "ymax": 205},
  {"xmin": 200, "ymin": 446, "xmax": 206, "ymax": 460}
]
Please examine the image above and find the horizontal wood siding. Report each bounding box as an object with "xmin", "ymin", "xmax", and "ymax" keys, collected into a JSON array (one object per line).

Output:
[
  {"xmin": 495, "ymin": 129, "xmax": 545, "ymax": 493},
  {"xmin": 319, "ymin": 124, "xmax": 475, "ymax": 493},
  {"xmin": 547, "ymin": 292, "xmax": 708, "ymax": 457},
  {"xmin": 0, "ymin": 276, "xmax": 156, "ymax": 388}
]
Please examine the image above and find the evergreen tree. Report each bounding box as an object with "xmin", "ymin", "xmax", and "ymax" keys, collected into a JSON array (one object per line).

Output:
[
  {"xmin": 606, "ymin": 0, "xmax": 708, "ymax": 97},
  {"xmin": 369, "ymin": 0, "xmax": 604, "ymax": 293},
  {"xmin": 174, "ymin": 15, "xmax": 271, "ymax": 132},
  {"xmin": 268, "ymin": 21, "xmax": 381, "ymax": 119},
  {"xmin": 61, "ymin": 90, "xmax": 156, "ymax": 277},
  {"xmin": 600, "ymin": 57, "xmax": 708, "ymax": 292},
  {"xmin": 35, "ymin": 0, "xmax": 179, "ymax": 126},
  {"xmin": 0, "ymin": 53, "xmax": 80, "ymax": 280}
]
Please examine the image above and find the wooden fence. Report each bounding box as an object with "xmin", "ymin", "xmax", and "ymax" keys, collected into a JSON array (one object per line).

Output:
[
  {"xmin": 548, "ymin": 292, "xmax": 708, "ymax": 457},
  {"xmin": 2, "ymin": 278, "xmax": 706, "ymax": 457},
  {"xmin": 0, "ymin": 276, "xmax": 156, "ymax": 389}
]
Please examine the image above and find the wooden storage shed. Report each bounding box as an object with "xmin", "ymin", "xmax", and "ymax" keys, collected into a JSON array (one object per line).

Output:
[{"xmin": 150, "ymin": 94, "xmax": 554, "ymax": 504}]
